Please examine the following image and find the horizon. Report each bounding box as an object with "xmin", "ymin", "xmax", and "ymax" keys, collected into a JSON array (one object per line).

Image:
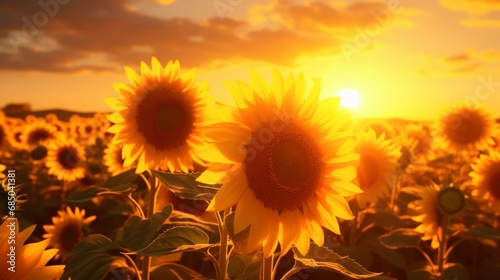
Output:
[{"xmin": 1, "ymin": 0, "xmax": 500, "ymax": 120}]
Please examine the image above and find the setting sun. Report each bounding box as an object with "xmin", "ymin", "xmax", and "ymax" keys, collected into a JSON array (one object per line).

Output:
[{"xmin": 337, "ymin": 89, "xmax": 361, "ymax": 109}]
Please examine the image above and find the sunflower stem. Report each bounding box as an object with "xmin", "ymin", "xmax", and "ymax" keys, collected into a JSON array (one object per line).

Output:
[
  {"xmin": 217, "ymin": 208, "xmax": 230, "ymax": 280},
  {"xmin": 437, "ymin": 214, "xmax": 450, "ymax": 275},
  {"xmin": 261, "ymin": 252, "xmax": 274, "ymax": 280},
  {"xmin": 272, "ymin": 252, "xmax": 285, "ymax": 280},
  {"xmin": 141, "ymin": 171, "xmax": 158, "ymax": 280}
]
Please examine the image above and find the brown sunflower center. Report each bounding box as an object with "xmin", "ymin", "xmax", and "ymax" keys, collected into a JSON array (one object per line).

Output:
[
  {"xmin": 27, "ymin": 128, "xmax": 52, "ymax": 145},
  {"xmin": 60, "ymin": 223, "xmax": 83, "ymax": 252},
  {"xmin": 244, "ymin": 123, "xmax": 322, "ymax": 211},
  {"xmin": 0, "ymin": 125, "xmax": 5, "ymax": 146},
  {"xmin": 437, "ymin": 187, "xmax": 465, "ymax": 215},
  {"xmin": 357, "ymin": 153, "xmax": 380, "ymax": 190},
  {"xmin": 488, "ymin": 167, "xmax": 500, "ymax": 201},
  {"xmin": 444, "ymin": 111, "xmax": 485, "ymax": 145},
  {"xmin": 57, "ymin": 146, "xmax": 81, "ymax": 170},
  {"xmin": 136, "ymin": 86, "xmax": 194, "ymax": 151},
  {"xmin": 84, "ymin": 125, "xmax": 93, "ymax": 134}
]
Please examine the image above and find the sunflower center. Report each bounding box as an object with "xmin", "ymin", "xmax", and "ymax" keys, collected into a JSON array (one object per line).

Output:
[
  {"xmin": 57, "ymin": 146, "xmax": 81, "ymax": 170},
  {"xmin": 357, "ymin": 153, "xmax": 380, "ymax": 190},
  {"xmin": 60, "ymin": 223, "xmax": 83, "ymax": 252},
  {"xmin": 84, "ymin": 125, "xmax": 93, "ymax": 134},
  {"xmin": 444, "ymin": 112, "xmax": 485, "ymax": 145},
  {"xmin": 27, "ymin": 128, "xmax": 52, "ymax": 145},
  {"xmin": 244, "ymin": 123, "xmax": 322, "ymax": 211},
  {"xmin": 136, "ymin": 86, "xmax": 194, "ymax": 151},
  {"xmin": 437, "ymin": 187, "xmax": 465, "ymax": 215},
  {"xmin": 488, "ymin": 168, "xmax": 500, "ymax": 201}
]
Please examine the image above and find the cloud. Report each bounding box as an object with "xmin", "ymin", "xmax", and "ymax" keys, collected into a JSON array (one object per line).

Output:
[
  {"xmin": 418, "ymin": 50, "xmax": 500, "ymax": 76},
  {"xmin": 440, "ymin": 0, "xmax": 500, "ymax": 15},
  {"xmin": 0, "ymin": 0, "xmax": 415, "ymax": 73}
]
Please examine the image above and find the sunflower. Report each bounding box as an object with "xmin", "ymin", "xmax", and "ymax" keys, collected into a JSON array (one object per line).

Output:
[
  {"xmin": 436, "ymin": 104, "xmax": 498, "ymax": 151},
  {"xmin": 106, "ymin": 57, "xmax": 212, "ymax": 174},
  {"xmin": 197, "ymin": 70, "xmax": 361, "ymax": 257},
  {"xmin": 103, "ymin": 138, "xmax": 133, "ymax": 176},
  {"xmin": 410, "ymin": 183, "xmax": 466, "ymax": 249},
  {"xmin": 46, "ymin": 139, "xmax": 86, "ymax": 182},
  {"xmin": 20, "ymin": 118, "xmax": 58, "ymax": 149},
  {"xmin": 0, "ymin": 219, "xmax": 64, "ymax": 280},
  {"xmin": 355, "ymin": 129, "xmax": 400, "ymax": 206},
  {"xmin": 0, "ymin": 164, "xmax": 5, "ymax": 180},
  {"xmin": 402, "ymin": 123, "xmax": 433, "ymax": 158},
  {"xmin": 470, "ymin": 150, "xmax": 500, "ymax": 213},
  {"xmin": 6, "ymin": 125, "xmax": 27, "ymax": 151},
  {"xmin": 362, "ymin": 120, "xmax": 395, "ymax": 139},
  {"xmin": 0, "ymin": 112, "xmax": 8, "ymax": 152},
  {"xmin": 410, "ymin": 183, "xmax": 441, "ymax": 249},
  {"xmin": 43, "ymin": 206, "xmax": 96, "ymax": 260}
]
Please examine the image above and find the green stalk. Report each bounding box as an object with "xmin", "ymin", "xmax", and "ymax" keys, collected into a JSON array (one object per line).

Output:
[
  {"xmin": 261, "ymin": 252, "xmax": 273, "ymax": 280},
  {"xmin": 141, "ymin": 171, "xmax": 158, "ymax": 280},
  {"xmin": 437, "ymin": 214, "xmax": 450, "ymax": 275},
  {"xmin": 217, "ymin": 208, "xmax": 231, "ymax": 280}
]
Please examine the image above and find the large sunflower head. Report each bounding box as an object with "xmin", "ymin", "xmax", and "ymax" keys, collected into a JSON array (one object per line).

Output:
[
  {"xmin": 197, "ymin": 70, "xmax": 362, "ymax": 257},
  {"xmin": 106, "ymin": 57, "xmax": 212, "ymax": 173},
  {"xmin": 436, "ymin": 104, "xmax": 498, "ymax": 151},
  {"xmin": 43, "ymin": 206, "xmax": 96, "ymax": 260},
  {"xmin": 470, "ymin": 150, "xmax": 500, "ymax": 213},
  {"xmin": 0, "ymin": 219, "xmax": 65, "ymax": 280},
  {"xmin": 355, "ymin": 129, "xmax": 400, "ymax": 206},
  {"xmin": 103, "ymin": 138, "xmax": 133, "ymax": 176},
  {"xmin": 46, "ymin": 139, "xmax": 86, "ymax": 182},
  {"xmin": 20, "ymin": 118, "xmax": 58, "ymax": 149}
]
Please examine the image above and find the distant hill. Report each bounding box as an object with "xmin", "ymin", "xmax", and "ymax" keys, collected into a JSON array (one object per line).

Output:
[{"xmin": 2, "ymin": 108, "xmax": 108, "ymax": 122}]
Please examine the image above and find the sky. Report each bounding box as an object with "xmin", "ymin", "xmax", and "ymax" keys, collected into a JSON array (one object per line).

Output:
[{"xmin": 1, "ymin": 0, "xmax": 500, "ymax": 121}]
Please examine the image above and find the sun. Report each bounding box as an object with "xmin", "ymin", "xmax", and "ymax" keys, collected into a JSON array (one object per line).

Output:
[{"xmin": 337, "ymin": 89, "xmax": 361, "ymax": 109}]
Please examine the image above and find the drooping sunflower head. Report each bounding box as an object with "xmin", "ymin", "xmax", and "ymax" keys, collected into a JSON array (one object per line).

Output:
[
  {"xmin": 106, "ymin": 57, "xmax": 212, "ymax": 173},
  {"xmin": 0, "ymin": 219, "xmax": 65, "ymax": 280},
  {"xmin": 43, "ymin": 206, "xmax": 96, "ymax": 260},
  {"xmin": 410, "ymin": 183, "xmax": 441, "ymax": 249},
  {"xmin": 103, "ymin": 138, "xmax": 133, "ymax": 176},
  {"xmin": 197, "ymin": 70, "xmax": 362, "ymax": 257},
  {"xmin": 470, "ymin": 150, "xmax": 500, "ymax": 213},
  {"xmin": 409, "ymin": 183, "xmax": 465, "ymax": 249},
  {"xmin": 20, "ymin": 117, "xmax": 59, "ymax": 149},
  {"xmin": 402, "ymin": 123, "xmax": 433, "ymax": 159},
  {"xmin": 355, "ymin": 129, "xmax": 400, "ymax": 206},
  {"xmin": 436, "ymin": 104, "xmax": 498, "ymax": 151},
  {"xmin": 46, "ymin": 139, "xmax": 86, "ymax": 182}
]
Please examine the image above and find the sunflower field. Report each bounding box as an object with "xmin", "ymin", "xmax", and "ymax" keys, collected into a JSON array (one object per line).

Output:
[{"xmin": 1, "ymin": 57, "xmax": 500, "ymax": 280}]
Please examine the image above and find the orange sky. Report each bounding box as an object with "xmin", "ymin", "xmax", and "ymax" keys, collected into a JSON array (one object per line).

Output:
[{"xmin": 1, "ymin": 0, "xmax": 500, "ymax": 120}]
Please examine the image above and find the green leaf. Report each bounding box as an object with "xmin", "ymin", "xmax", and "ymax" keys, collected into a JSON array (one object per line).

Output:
[
  {"xmin": 121, "ymin": 205, "xmax": 173, "ymax": 251},
  {"xmin": 62, "ymin": 234, "xmax": 130, "ymax": 280},
  {"xmin": 441, "ymin": 263, "xmax": 469, "ymax": 280},
  {"xmin": 135, "ymin": 226, "xmax": 211, "ymax": 256},
  {"xmin": 293, "ymin": 243, "xmax": 382, "ymax": 279},
  {"xmin": 227, "ymin": 253, "xmax": 261, "ymax": 280},
  {"xmin": 102, "ymin": 168, "xmax": 139, "ymax": 188},
  {"xmin": 407, "ymin": 269, "xmax": 434, "ymax": 280},
  {"xmin": 151, "ymin": 263, "xmax": 204, "ymax": 280},
  {"xmin": 465, "ymin": 226, "xmax": 500, "ymax": 240},
  {"xmin": 65, "ymin": 183, "xmax": 137, "ymax": 203},
  {"xmin": 361, "ymin": 208, "xmax": 409, "ymax": 229},
  {"xmin": 362, "ymin": 233, "xmax": 408, "ymax": 270},
  {"xmin": 151, "ymin": 169, "xmax": 220, "ymax": 200},
  {"xmin": 379, "ymin": 228, "xmax": 421, "ymax": 249}
]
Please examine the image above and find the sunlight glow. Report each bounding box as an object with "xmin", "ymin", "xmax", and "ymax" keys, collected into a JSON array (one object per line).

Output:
[{"xmin": 337, "ymin": 89, "xmax": 361, "ymax": 109}]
